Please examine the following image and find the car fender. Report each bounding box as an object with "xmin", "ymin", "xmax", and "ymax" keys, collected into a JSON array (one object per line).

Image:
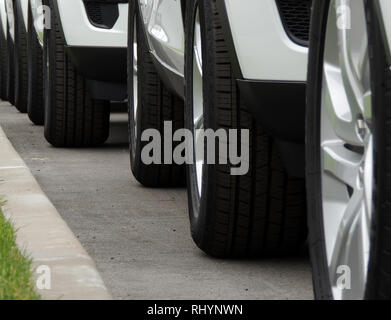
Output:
[
  {"xmin": 5, "ymin": 0, "xmax": 14, "ymax": 40},
  {"xmin": 0, "ymin": 0, "xmax": 8, "ymax": 38},
  {"xmin": 138, "ymin": 0, "xmax": 185, "ymax": 77},
  {"xmin": 29, "ymin": 0, "xmax": 44, "ymax": 45}
]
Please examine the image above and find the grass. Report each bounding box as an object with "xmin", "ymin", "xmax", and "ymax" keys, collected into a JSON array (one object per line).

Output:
[{"xmin": 0, "ymin": 203, "xmax": 40, "ymax": 300}]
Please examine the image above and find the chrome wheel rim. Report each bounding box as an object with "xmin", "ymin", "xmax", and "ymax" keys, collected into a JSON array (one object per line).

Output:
[
  {"xmin": 321, "ymin": 0, "xmax": 373, "ymax": 300},
  {"xmin": 131, "ymin": 19, "xmax": 138, "ymax": 159},
  {"xmin": 193, "ymin": 7, "xmax": 203, "ymax": 198}
]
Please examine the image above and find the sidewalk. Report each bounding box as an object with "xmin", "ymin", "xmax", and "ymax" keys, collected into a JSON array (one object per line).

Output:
[{"xmin": 0, "ymin": 120, "xmax": 111, "ymax": 300}]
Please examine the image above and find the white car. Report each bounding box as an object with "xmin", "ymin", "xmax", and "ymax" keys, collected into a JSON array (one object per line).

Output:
[
  {"xmin": 1, "ymin": 0, "xmax": 18, "ymax": 106},
  {"xmin": 0, "ymin": 0, "xmax": 44, "ymax": 121},
  {"xmin": 128, "ymin": 0, "xmax": 309, "ymax": 257},
  {"xmin": 42, "ymin": 0, "xmax": 128, "ymax": 147},
  {"xmin": 1, "ymin": 0, "xmax": 29, "ymax": 113},
  {"xmin": 306, "ymin": 0, "xmax": 391, "ymax": 300}
]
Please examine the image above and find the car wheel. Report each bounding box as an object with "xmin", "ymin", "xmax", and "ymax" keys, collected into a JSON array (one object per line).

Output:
[
  {"xmin": 27, "ymin": 3, "xmax": 44, "ymax": 125},
  {"xmin": 43, "ymin": 0, "xmax": 110, "ymax": 147},
  {"xmin": 185, "ymin": 0, "xmax": 307, "ymax": 258},
  {"xmin": 127, "ymin": 1, "xmax": 185, "ymax": 187},
  {"xmin": 0, "ymin": 16, "xmax": 8, "ymax": 100},
  {"xmin": 6, "ymin": 19, "xmax": 15, "ymax": 105},
  {"xmin": 13, "ymin": 0, "xmax": 28, "ymax": 113},
  {"xmin": 306, "ymin": 0, "xmax": 391, "ymax": 299}
]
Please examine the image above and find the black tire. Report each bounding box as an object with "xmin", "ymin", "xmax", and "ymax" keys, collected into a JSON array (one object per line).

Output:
[
  {"xmin": 0, "ymin": 19, "xmax": 8, "ymax": 100},
  {"xmin": 185, "ymin": 0, "xmax": 307, "ymax": 258},
  {"xmin": 127, "ymin": 1, "xmax": 185, "ymax": 187},
  {"xmin": 43, "ymin": 0, "xmax": 110, "ymax": 147},
  {"xmin": 6, "ymin": 20, "xmax": 15, "ymax": 105},
  {"xmin": 13, "ymin": 0, "xmax": 28, "ymax": 113},
  {"xmin": 306, "ymin": 0, "xmax": 391, "ymax": 299},
  {"xmin": 27, "ymin": 3, "xmax": 44, "ymax": 125}
]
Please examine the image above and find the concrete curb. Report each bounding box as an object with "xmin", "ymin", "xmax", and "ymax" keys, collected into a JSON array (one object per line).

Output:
[{"xmin": 0, "ymin": 124, "xmax": 112, "ymax": 300}]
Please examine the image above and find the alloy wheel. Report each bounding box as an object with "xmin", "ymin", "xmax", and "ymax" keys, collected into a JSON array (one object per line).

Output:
[
  {"xmin": 321, "ymin": 0, "xmax": 373, "ymax": 300},
  {"xmin": 192, "ymin": 6, "xmax": 204, "ymax": 200}
]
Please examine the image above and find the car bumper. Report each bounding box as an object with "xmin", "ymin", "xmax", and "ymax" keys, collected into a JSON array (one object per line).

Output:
[
  {"xmin": 56, "ymin": 0, "xmax": 127, "ymax": 48},
  {"xmin": 223, "ymin": 0, "xmax": 308, "ymax": 82}
]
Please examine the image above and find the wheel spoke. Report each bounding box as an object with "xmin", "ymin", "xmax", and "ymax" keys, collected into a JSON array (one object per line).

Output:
[
  {"xmin": 363, "ymin": 137, "xmax": 373, "ymax": 225},
  {"xmin": 338, "ymin": 27, "xmax": 366, "ymax": 121},
  {"xmin": 322, "ymin": 141, "xmax": 361, "ymax": 188},
  {"xmin": 323, "ymin": 70, "xmax": 362, "ymax": 145},
  {"xmin": 328, "ymin": 188, "xmax": 369, "ymax": 298}
]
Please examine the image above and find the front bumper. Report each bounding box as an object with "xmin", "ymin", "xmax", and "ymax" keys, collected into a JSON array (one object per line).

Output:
[
  {"xmin": 55, "ymin": 0, "xmax": 127, "ymax": 47},
  {"xmin": 218, "ymin": 0, "xmax": 308, "ymax": 176},
  {"xmin": 223, "ymin": 0, "xmax": 308, "ymax": 82},
  {"xmin": 217, "ymin": 1, "xmax": 307, "ymax": 143}
]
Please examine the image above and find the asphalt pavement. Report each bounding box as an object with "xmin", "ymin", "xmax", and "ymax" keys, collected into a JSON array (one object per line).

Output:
[{"xmin": 0, "ymin": 100, "xmax": 313, "ymax": 300}]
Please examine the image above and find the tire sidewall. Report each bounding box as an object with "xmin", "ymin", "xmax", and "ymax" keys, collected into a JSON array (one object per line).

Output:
[
  {"xmin": 43, "ymin": 0, "xmax": 58, "ymax": 142},
  {"xmin": 27, "ymin": 1, "xmax": 44, "ymax": 125},
  {"xmin": 185, "ymin": 0, "xmax": 218, "ymax": 250},
  {"xmin": 363, "ymin": 0, "xmax": 390, "ymax": 300},
  {"xmin": 27, "ymin": 2, "xmax": 34, "ymax": 116},
  {"xmin": 6, "ymin": 20, "xmax": 15, "ymax": 104},
  {"xmin": 13, "ymin": 0, "xmax": 23, "ymax": 109},
  {"xmin": 0, "ymin": 17, "xmax": 8, "ymax": 99},
  {"xmin": 306, "ymin": 0, "xmax": 333, "ymax": 300},
  {"xmin": 127, "ymin": 0, "xmax": 142, "ymax": 177}
]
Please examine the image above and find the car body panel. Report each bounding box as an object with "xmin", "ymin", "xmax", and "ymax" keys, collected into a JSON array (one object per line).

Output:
[
  {"xmin": 30, "ymin": 0, "xmax": 44, "ymax": 45},
  {"xmin": 56, "ymin": 0, "xmax": 127, "ymax": 47},
  {"xmin": 224, "ymin": 0, "xmax": 308, "ymax": 82},
  {"xmin": 5, "ymin": 0, "xmax": 14, "ymax": 40},
  {"xmin": 139, "ymin": 0, "xmax": 307, "ymax": 82},
  {"xmin": 0, "ymin": 0, "xmax": 8, "ymax": 38},
  {"xmin": 139, "ymin": 0, "xmax": 185, "ymax": 77}
]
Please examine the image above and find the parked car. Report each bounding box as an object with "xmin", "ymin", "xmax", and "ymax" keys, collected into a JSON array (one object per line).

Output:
[
  {"xmin": 42, "ymin": 0, "xmax": 128, "ymax": 147},
  {"xmin": 2, "ymin": 0, "xmax": 17, "ymax": 105},
  {"xmin": 128, "ymin": 0, "xmax": 309, "ymax": 258},
  {"xmin": 8, "ymin": 0, "xmax": 43, "ymax": 124},
  {"xmin": 0, "ymin": 0, "xmax": 9, "ymax": 100},
  {"xmin": 2, "ymin": 0, "xmax": 29, "ymax": 113},
  {"xmin": 306, "ymin": 0, "xmax": 391, "ymax": 300}
]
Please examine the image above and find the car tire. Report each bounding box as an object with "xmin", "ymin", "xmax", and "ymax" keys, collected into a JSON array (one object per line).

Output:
[
  {"xmin": 27, "ymin": 3, "xmax": 44, "ymax": 125},
  {"xmin": 306, "ymin": 0, "xmax": 391, "ymax": 299},
  {"xmin": 0, "ymin": 18, "xmax": 8, "ymax": 100},
  {"xmin": 6, "ymin": 20, "xmax": 15, "ymax": 105},
  {"xmin": 185, "ymin": 0, "xmax": 307, "ymax": 258},
  {"xmin": 43, "ymin": 0, "xmax": 110, "ymax": 147},
  {"xmin": 127, "ymin": 1, "xmax": 185, "ymax": 187},
  {"xmin": 13, "ymin": 0, "xmax": 28, "ymax": 113}
]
